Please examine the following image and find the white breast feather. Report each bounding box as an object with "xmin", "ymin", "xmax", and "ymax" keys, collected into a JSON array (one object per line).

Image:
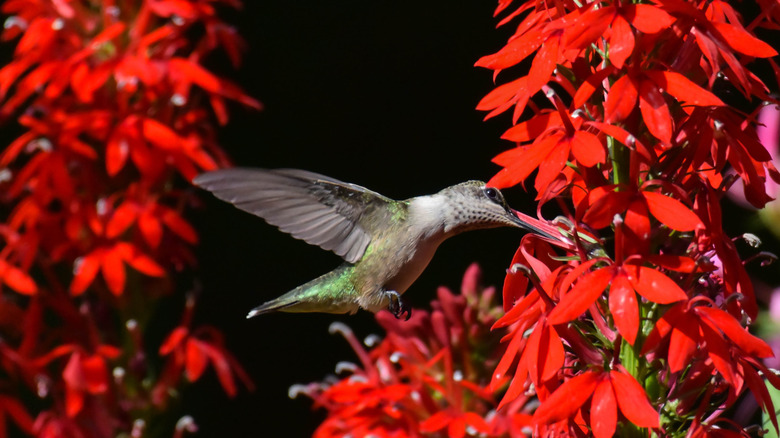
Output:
[{"xmin": 408, "ymin": 194, "xmax": 450, "ymax": 239}]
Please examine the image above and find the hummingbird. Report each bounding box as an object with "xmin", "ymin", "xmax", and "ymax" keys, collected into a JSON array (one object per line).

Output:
[{"xmin": 193, "ymin": 168, "xmax": 555, "ymax": 320}]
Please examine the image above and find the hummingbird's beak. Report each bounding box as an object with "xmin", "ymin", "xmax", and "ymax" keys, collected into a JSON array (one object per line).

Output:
[{"xmin": 508, "ymin": 209, "xmax": 559, "ymax": 241}]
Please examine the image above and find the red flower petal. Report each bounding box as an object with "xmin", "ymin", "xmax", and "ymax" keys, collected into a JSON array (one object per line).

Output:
[
  {"xmin": 712, "ymin": 22, "xmax": 777, "ymax": 58},
  {"xmin": 641, "ymin": 303, "xmax": 685, "ymax": 355},
  {"xmin": 474, "ymin": 28, "xmax": 544, "ymax": 70},
  {"xmin": 604, "ymin": 74, "xmax": 638, "ymax": 123},
  {"xmin": 699, "ymin": 321, "xmax": 738, "ymax": 385},
  {"xmin": 139, "ymin": 210, "xmax": 163, "ymax": 248},
  {"xmin": 622, "ymin": 4, "xmax": 675, "ymax": 34},
  {"xmin": 169, "ymin": 58, "xmax": 260, "ymax": 109},
  {"xmin": 527, "ymin": 34, "xmax": 560, "ymax": 95},
  {"xmin": 549, "ymin": 267, "xmax": 613, "ymax": 324},
  {"xmin": 587, "ymin": 121, "xmax": 654, "ymax": 161},
  {"xmin": 118, "ymin": 244, "xmax": 166, "ymax": 277},
  {"xmin": 81, "ymin": 355, "xmax": 109, "ymax": 393},
  {"xmin": 533, "ymin": 371, "xmax": 599, "ymax": 424},
  {"xmin": 141, "ymin": 118, "xmax": 183, "ymax": 151},
  {"xmin": 645, "ymin": 70, "xmax": 724, "ymax": 107},
  {"xmin": 623, "ymin": 198, "xmax": 651, "ymax": 255},
  {"xmin": 645, "ymin": 255, "xmax": 697, "ymax": 273},
  {"xmin": 70, "ymin": 252, "xmax": 101, "ymax": 296},
  {"xmin": 743, "ymin": 362, "xmax": 780, "ymax": 432},
  {"xmin": 624, "ymin": 265, "xmax": 687, "ymax": 304},
  {"xmin": 591, "ymin": 378, "xmax": 617, "ymax": 438},
  {"xmin": 641, "ymin": 191, "xmax": 702, "ymax": 231},
  {"xmin": 106, "ymin": 131, "xmax": 130, "ymax": 176},
  {"xmin": 420, "ymin": 411, "xmax": 452, "ymax": 433},
  {"xmin": 638, "ymin": 80, "xmax": 672, "ymax": 143},
  {"xmin": 198, "ymin": 341, "xmax": 238, "ymax": 397},
  {"xmin": 534, "ymin": 138, "xmax": 569, "ymax": 193},
  {"xmin": 96, "ymin": 345, "xmax": 121, "ymax": 360},
  {"xmin": 583, "ymin": 191, "xmax": 634, "ymax": 229},
  {"xmin": 698, "ymin": 307, "xmax": 773, "ymax": 358},
  {"xmin": 477, "ymin": 76, "xmax": 527, "ymax": 113},
  {"xmin": 464, "ymin": 412, "xmax": 490, "ymax": 433},
  {"xmin": 185, "ymin": 339, "xmax": 209, "ymax": 381},
  {"xmin": 609, "ymin": 274, "xmax": 639, "ymax": 345},
  {"xmin": 160, "ymin": 327, "xmax": 189, "ymax": 355},
  {"xmin": 64, "ymin": 389, "xmax": 85, "ymax": 419},
  {"xmin": 162, "ymin": 208, "xmax": 199, "ymax": 244},
  {"xmin": 570, "ymin": 131, "xmax": 605, "ymax": 167},
  {"xmin": 101, "ymin": 246, "xmax": 126, "ymax": 296},
  {"xmin": 0, "ymin": 260, "xmax": 37, "ymax": 295},
  {"xmin": 502, "ymin": 111, "xmax": 562, "ymax": 142},
  {"xmin": 564, "ymin": 7, "xmax": 614, "ymax": 50},
  {"xmin": 489, "ymin": 134, "xmax": 560, "ymax": 188},
  {"xmin": 526, "ymin": 321, "xmax": 564, "ymax": 385},
  {"xmin": 106, "ymin": 201, "xmax": 138, "ymax": 238},
  {"xmin": 668, "ymin": 310, "xmax": 699, "ymax": 372},
  {"xmin": 610, "ymin": 370, "xmax": 659, "ymax": 427},
  {"xmin": 608, "ymin": 15, "xmax": 634, "ymax": 69},
  {"xmin": 572, "ymin": 67, "xmax": 614, "ymax": 109}
]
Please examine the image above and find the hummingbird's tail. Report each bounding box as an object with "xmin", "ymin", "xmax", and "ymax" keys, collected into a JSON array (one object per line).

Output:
[
  {"xmin": 245, "ymin": 296, "xmax": 300, "ymax": 318},
  {"xmin": 246, "ymin": 264, "xmax": 360, "ymax": 318}
]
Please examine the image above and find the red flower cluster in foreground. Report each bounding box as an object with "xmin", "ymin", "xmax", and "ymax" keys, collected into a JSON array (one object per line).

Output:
[
  {"xmin": 0, "ymin": 1, "xmax": 257, "ymax": 436},
  {"xmin": 475, "ymin": 0, "xmax": 779, "ymax": 433},
  {"xmin": 303, "ymin": 0, "xmax": 780, "ymax": 436},
  {"xmin": 296, "ymin": 264, "xmax": 538, "ymax": 438}
]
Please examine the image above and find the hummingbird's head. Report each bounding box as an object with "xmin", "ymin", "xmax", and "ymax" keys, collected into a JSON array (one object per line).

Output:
[{"xmin": 436, "ymin": 181, "xmax": 532, "ymax": 234}]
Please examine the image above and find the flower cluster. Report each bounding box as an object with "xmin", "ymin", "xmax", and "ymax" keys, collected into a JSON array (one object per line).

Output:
[
  {"xmin": 475, "ymin": 0, "xmax": 780, "ymax": 435},
  {"xmin": 296, "ymin": 264, "xmax": 539, "ymax": 438},
  {"xmin": 0, "ymin": 0, "xmax": 257, "ymax": 436}
]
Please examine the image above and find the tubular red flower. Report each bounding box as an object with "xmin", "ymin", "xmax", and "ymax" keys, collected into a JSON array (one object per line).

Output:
[
  {"xmin": 477, "ymin": 0, "xmax": 780, "ymax": 434},
  {"xmin": 0, "ymin": 0, "xmax": 257, "ymax": 435}
]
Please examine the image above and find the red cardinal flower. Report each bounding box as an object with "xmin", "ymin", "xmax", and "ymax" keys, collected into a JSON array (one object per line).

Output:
[
  {"xmin": 533, "ymin": 368, "xmax": 659, "ymax": 437},
  {"xmin": 0, "ymin": 0, "xmax": 257, "ymax": 435},
  {"xmin": 70, "ymin": 242, "xmax": 165, "ymax": 296},
  {"xmin": 156, "ymin": 296, "xmax": 253, "ymax": 401},
  {"xmin": 477, "ymin": 0, "xmax": 780, "ymax": 435}
]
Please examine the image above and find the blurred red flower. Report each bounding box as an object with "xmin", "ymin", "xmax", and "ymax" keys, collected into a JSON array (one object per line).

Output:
[{"xmin": 0, "ymin": 0, "xmax": 257, "ymax": 436}]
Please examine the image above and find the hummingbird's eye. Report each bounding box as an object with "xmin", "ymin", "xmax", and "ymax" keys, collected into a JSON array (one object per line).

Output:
[{"xmin": 484, "ymin": 187, "xmax": 501, "ymax": 202}]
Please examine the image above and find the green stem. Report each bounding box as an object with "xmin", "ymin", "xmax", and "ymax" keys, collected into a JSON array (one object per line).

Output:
[
  {"xmin": 609, "ymin": 136, "xmax": 630, "ymax": 187},
  {"xmin": 619, "ymin": 337, "xmax": 639, "ymax": 378},
  {"xmin": 619, "ymin": 338, "xmax": 646, "ymax": 436}
]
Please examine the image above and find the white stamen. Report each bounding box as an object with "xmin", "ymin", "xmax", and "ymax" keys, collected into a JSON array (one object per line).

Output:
[
  {"xmin": 4, "ymin": 16, "xmax": 27, "ymax": 30},
  {"xmin": 364, "ymin": 334, "xmax": 381, "ymax": 347},
  {"xmin": 175, "ymin": 416, "xmax": 197, "ymax": 433},
  {"xmin": 389, "ymin": 352, "xmax": 403, "ymax": 363},
  {"xmin": 131, "ymin": 419, "xmax": 145, "ymax": 438},
  {"xmin": 171, "ymin": 94, "xmax": 186, "ymax": 106},
  {"xmin": 334, "ymin": 361, "xmax": 358, "ymax": 374}
]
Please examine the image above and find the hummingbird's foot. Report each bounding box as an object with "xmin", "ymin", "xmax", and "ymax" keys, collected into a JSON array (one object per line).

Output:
[{"xmin": 385, "ymin": 290, "xmax": 411, "ymax": 321}]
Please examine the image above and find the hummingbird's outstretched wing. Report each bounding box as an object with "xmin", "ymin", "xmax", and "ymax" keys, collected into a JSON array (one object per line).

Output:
[{"xmin": 193, "ymin": 168, "xmax": 398, "ymax": 263}]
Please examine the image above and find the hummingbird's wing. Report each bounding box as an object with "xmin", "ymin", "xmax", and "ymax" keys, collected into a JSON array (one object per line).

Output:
[{"xmin": 193, "ymin": 168, "xmax": 398, "ymax": 263}]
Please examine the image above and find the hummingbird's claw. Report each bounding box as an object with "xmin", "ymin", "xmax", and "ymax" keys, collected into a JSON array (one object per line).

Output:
[{"xmin": 385, "ymin": 290, "xmax": 412, "ymax": 321}]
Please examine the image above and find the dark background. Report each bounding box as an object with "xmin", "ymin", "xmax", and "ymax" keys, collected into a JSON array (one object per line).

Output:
[{"xmin": 185, "ymin": 1, "xmax": 531, "ymax": 436}]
